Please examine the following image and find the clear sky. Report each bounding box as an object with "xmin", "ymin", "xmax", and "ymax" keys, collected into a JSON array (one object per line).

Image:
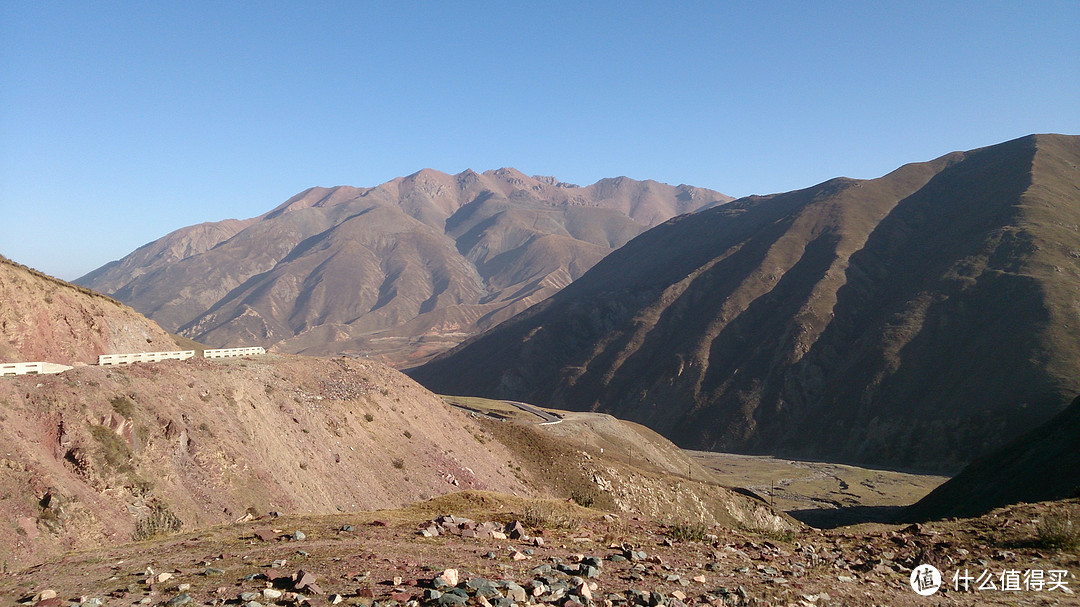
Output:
[{"xmin": 2, "ymin": 2, "xmax": 1078, "ymax": 280}]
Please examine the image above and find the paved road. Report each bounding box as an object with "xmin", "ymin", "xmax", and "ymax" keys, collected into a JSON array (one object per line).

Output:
[{"xmin": 503, "ymin": 400, "xmax": 563, "ymax": 424}]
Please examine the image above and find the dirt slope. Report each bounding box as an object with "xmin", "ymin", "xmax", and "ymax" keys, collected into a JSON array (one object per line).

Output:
[
  {"xmin": 0, "ymin": 355, "xmax": 532, "ymax": 569},
  {"xmin": 411, "ymin": 134, "xmax": 1080, "ymax": 472},
  {"xmin": 0, "ymin": 255, "xmax": 179, "ymax": 365},
  {"xmin": 0, "ymin": 354, "xmax": 792, "ymax": 571}
]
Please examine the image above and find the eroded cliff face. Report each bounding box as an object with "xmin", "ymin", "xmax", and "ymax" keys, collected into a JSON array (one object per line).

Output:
[
  {"xmin": 0, "ymin": 255, "xmax": 179, "ymax": 365},
  {"xmin": 411, "ymin": 134, "xmax": 1080, "ymax": 472}
]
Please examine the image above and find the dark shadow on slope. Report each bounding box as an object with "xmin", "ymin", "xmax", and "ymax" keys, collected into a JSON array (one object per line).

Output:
[{"xmin": 787, "ymin": 505, "xmax": 907, "ymax": 529}]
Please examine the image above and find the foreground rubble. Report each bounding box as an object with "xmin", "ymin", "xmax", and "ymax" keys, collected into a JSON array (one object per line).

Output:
[{"xmin": 4, "ymin": 494, "xmax": 1079, "ymax": 607}]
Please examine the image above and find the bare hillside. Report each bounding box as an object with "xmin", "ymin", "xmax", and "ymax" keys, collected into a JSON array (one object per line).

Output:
[
  {"xmin": 0, "ymin": 354, "xmax": 790, "ymax": 570},
  {"xmin": 75, "ymin": 169, "xmax": 731, "ymax": 366},
  {"xmin": 411, "ymin": 134, "xmax": 1080, "ymax": 473},
  {"xmin": 0, "ymin": 255, "xmax": 179, "ymax": 365}
]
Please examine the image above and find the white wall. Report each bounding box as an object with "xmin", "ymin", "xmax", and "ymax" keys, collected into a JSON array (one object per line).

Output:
[
  {"xmin": 1, "ymin": 362, "xmax": 74, "ymax": 376},
  {"xmin": 98, "ymin": 351, "xmax": 195, "ymax": 366},
  {"xmin": 203, "ymin": 347, "xmax": 266, "ymax": 359}
]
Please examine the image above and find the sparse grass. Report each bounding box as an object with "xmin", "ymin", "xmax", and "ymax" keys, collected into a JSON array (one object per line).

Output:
[
  {"xmin": 521, "ymin": 502, "xmax": 579, "ymax": 531},
  {"xmin": 1034, "ymin": 511, "xmax": 1080, "ymax": 550},
  {"xmin": 392, "ymin": 458, "xmax": 405, "ymax": 470},
  {"xmin": 88, "ymin": 425, "xmax": 132, "ymax": 472},
  {"xmin": 109, "ymin": 395, "xmax": 136, "ymax": 418},
  {"xmin": 667, "ymin": 520, "xmax": 710, "ymax": 542}
]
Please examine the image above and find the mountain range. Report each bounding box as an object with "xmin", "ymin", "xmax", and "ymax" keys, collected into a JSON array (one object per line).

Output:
[
  {"xmin": 411, "ymin": 134, "xmax": 1080, "ymax": 474},
  {"xmin": 76, "ymin": 169, "xmax": 730, "ymax": 366}
]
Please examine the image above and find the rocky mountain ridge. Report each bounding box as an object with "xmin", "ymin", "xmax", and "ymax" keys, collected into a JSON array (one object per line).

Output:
[
  {"xmin": 76, "ymin": 169, "xmax": 731, "ymax": 366},
  {"xmin": 411, "ymin": 134, "xmax": 1080, "ymax": 473}
]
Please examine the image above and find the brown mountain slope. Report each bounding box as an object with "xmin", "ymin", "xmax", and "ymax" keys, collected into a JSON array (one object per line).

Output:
[
  {"xmin": 0, "ymin": 354, "xmax": 790, "ymax": 570},
  {"xmin": 0, "ymin": 255, "xmax": 179, "ymax": 365},
  {"xmin": 410, "ymin": 134, "xmax": 1080, "ymax": 473},
  {"xmin": 907, "ymin": 392, "xmax": 1080, "ymax": 521},
  {"xmin": 76, "ymin": 170, "xmax": 731, "ymax": 366}
]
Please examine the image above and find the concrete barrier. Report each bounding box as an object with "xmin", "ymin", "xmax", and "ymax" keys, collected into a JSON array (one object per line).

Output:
[
  {"xmin": 98, "ymin": 350, "xmax": 195, "ymax": 366},
  {"xmin": 203, "ymin": 347, "xmax": 266, "ymax": 359},
  {"xmin": 1, "ymin": 362, "xmax": 74, "ymax": 376}
]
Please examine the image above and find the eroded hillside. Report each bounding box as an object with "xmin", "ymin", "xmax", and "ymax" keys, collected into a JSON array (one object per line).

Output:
[
  {"xmin": 0, "ymin": 255, "xmax": 179, "ymax": 365},
  {"xmin": 0, "ymin": 354, "xmax": 789, "ymax": 570},
  {"xmin": 411, "ymin": 134, "xmax": 1080, "ymax": 472}
]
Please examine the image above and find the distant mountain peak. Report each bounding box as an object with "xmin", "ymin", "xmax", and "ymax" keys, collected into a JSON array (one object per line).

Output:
[{"xmin": 76, "ymin": 170, "xmax": 732, "ymax": 366}]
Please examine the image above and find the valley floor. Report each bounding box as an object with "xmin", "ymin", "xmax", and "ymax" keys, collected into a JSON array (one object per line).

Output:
[{"xmin": 688, "ymin": 452, "xmax": 949, "ymax": 528}]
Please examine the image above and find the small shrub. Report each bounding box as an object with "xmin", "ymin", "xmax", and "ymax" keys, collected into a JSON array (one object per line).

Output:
[
  {"xmin": 1035, "ymin": 511, "xmax": 1080, "ymax": 550},
  {"xmin": 88, "ymin": 425, "xmax": 132, "ymax": 472},
  {"xmin": 570, "ymin": 490, "xmax": 596, "ymax": 508},
  {"xmin": 668, "ymin": 520, "xmax": 710, "ymax": 542},
  {"xmin": 133, "ymin": 504, "xmax": 182, "ymax": 541},
  {"xmin": 403, "ymin": 430, "xmax": 412, "ymax": 439},
  {"xmin": 110, "ymin": 395, "xmax": 136, "ymax": 418},
  {"xmin": 364, "ymin": 413, "xmax": 374, "ymax": 422},
  {"xmin": 392, "ymin": 458, "xmax": 405, "ymax": 470}
]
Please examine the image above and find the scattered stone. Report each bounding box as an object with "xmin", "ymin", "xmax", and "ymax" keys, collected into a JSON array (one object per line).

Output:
[
  {"xmin": 341, "ymin": 525, "xmax": 355, "ymax": 532},
  {"xmin": 438, "ymin": 593, "xmax": 467, "ymax": 607},
  {"xmin": 292, "ymin": 530, "xmax": 306, "ymax": 541},
  {"xmin": 255, "ymin": 528, "xmax": 277, "ymax": 542},
  {"xmin": 263, "ymin": 589, "xmax": 283, "ymax": 600},
  {"xmin": 204, "ymin": 567, "xmax": 225, "ymax": 576},
  {"xmin": 506, "ymin": 521, "xmax": 526, "ymax": 539},
  {"xmin": 166, "ymin": 594, "xmax": 192, "ymax": 607},
  {"xmin": 433, "ymin": 568, "xmax": 459, "ymax": 588},
  {"xmin": 294, "ymin": 569, "xmax": 318, "ymax": 591},
  {"xmin": 37, "ymin": 591, "xmax": 58, "ymax": 601}
]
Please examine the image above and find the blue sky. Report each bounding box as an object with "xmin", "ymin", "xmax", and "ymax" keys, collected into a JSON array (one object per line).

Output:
[{"xmin": 2, "ymin": 2, "xmax": 1078, "ymax": 280}]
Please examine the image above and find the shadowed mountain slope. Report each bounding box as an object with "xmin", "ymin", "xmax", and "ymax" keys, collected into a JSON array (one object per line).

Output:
[
  {"xmin": 76, "ymin": 169, "xmax": 730, "ymax": 366},
  {"xmin": 411, "ymin": 134, "xmax": 1080, "ymax": 472},
  {"xmin": 907, "ymin": 392, "xmax": 1080, "ymax": 520}
]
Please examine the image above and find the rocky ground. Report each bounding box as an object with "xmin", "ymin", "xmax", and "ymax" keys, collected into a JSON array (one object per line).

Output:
[{"xmin": 3, "ymin": 492, "xmax": 1078, "ymax": 607}]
